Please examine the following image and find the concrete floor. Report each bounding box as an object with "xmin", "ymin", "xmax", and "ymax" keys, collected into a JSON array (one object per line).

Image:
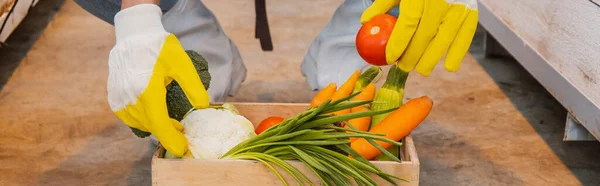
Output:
[{"xmin": 1, "ymin": 0, "xmax": 599, "ymax": 186}]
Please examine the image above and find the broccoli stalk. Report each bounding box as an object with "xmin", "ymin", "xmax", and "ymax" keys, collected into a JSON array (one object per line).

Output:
[{"xmin": 130, "ymin": 50, "xmax": 212, "ymax": 138}]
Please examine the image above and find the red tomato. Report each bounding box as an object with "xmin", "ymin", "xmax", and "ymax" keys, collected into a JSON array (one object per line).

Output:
[
  {"xmin": 356, "ymin": 14, "xmax": 397, "ymax": 66},
  {"xmin": 255, "ymin": 116, "xmax": 285, "ymax": 134}
]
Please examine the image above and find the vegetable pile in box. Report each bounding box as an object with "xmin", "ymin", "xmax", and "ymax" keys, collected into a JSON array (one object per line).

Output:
[{"xmin": 142, "ymin": 50, "xmax": 433, "ymax": 185}]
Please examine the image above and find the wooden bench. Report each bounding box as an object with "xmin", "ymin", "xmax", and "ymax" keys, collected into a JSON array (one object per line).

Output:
[{"xmin": 477, "ymin": 0, "xmax": 600, "ymax": 141}]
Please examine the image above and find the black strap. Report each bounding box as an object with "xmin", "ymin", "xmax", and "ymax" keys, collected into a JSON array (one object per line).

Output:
[{"xmin": 254, "ymin": 0, "xmax": 273, "ymax": 51}]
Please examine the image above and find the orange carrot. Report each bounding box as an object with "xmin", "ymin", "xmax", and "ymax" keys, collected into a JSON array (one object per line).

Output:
[
  {"xmin": 350, "ymin": 96, "xmax": 433, "ymax": 160},
  {"xmin": 332, "ymin": 70, "xmax": 361, "ymax": 101},
  {"xmin": 349, "ymin": 83, "xmax": 377, "ymax": 110},
  {"xmin": 310, "ymin": 83, "xmax": 337, "ymax": 107},
  {"xmin": 346, "ymin": 83, "xmax": 377, "ymax": 142},
  {"xmin": 331, "ymin": 70, "xmax": 361, "ymax": 115}
]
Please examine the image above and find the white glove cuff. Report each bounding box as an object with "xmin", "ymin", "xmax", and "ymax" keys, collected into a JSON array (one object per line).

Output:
[{"xmin": 114, "ymin": 4, "xmax": 166, "ymax": 42}]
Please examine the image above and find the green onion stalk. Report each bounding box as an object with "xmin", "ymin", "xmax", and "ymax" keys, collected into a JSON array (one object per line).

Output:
[{"xmin": 221, "ymin": 92, "xmax": 408, "ymax": 186}]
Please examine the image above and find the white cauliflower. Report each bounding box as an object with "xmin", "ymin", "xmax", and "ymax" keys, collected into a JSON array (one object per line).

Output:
[{"xmin": 181, "ymin": 105, "xmax": 256, "ymax": 159}]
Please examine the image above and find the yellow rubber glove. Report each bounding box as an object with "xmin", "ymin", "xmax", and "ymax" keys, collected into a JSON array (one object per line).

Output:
[
  {"xmin": 108, "ymin": 4, "xmax": 210, "ymax": 157},
  {"xmin": 361, "ymin": 0, "xmax": 478, "ymax": 76}
]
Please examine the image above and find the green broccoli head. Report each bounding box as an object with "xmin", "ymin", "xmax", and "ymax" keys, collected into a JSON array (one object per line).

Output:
[{"xmin": 130, "ymin": 50, "xmax": 211, "ymax": 138}]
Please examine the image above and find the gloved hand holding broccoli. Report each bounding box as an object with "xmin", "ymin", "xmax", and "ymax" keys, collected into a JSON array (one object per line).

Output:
[{"xmin": 129, "ymin": 50, "xmax": 212, "ymax": 138}]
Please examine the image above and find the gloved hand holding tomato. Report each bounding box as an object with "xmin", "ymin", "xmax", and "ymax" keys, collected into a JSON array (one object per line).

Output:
[{"xmin": 356, "ymin": 0, "xmax": 478, "ymax": 77}]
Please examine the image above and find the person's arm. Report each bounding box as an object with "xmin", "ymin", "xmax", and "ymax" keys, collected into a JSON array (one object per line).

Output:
[
  {"xmin": 108, "ymin": 1, "xmax": 211, "ymax": 157},
  {"xmin": 121, "ymin": 0, "xmax": 159, "ymax": 9}
]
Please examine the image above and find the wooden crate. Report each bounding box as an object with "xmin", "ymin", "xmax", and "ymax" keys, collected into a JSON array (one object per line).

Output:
[{"xmin": 151, "ymin": 103, "xmax": 420, "ymax": 186}]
